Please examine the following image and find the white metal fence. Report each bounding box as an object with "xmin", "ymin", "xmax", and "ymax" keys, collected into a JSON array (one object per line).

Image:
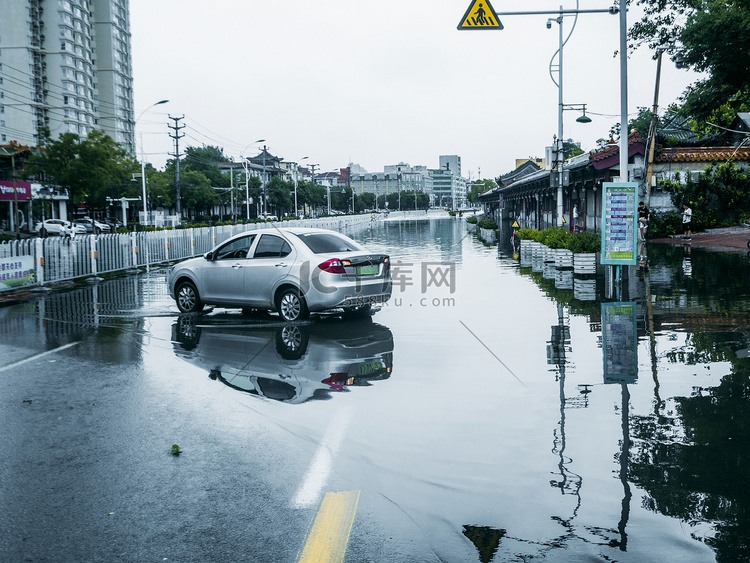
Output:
[{"xmin": 0, "ymin": 215, "xmax": 375, "ymax": 291}]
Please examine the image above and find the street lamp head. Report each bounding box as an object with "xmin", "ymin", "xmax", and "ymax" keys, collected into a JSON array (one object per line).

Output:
[
  {"xmin": 576, "ymin": 111, "xmax": 592, "ymax": 123},
  {"xmin": 156, "ymin": 99, "xmax": 169, "ymax": 106},
  {"xmin": 255, "ymin": 139, "xmax": 265, "ymax": 143}
]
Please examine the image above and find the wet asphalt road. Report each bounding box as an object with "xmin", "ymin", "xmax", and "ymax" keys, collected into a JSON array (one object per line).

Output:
[{"xmin": 1, "ymin": 217, "xmax": 739, "ymax": 562}]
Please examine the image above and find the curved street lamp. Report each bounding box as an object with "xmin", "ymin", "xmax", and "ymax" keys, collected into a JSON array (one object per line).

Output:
[{"xmin": 135, "ymin": 99, "xmax": 169, "ymax": 227}]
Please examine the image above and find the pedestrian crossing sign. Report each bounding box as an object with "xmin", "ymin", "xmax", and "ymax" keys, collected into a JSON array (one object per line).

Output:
[
  {"xmin": 458, "ymin": 0, "xmax": 503, "ymax": 30},
  {"xmin": 511, "ymin": 220, "xmax": 519, "ymax": 228}
]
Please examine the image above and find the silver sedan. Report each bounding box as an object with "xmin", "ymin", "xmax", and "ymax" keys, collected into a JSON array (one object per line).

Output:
[{"xmin": 167, "ymin": 227, "xmax": 392, "ymax": 321}]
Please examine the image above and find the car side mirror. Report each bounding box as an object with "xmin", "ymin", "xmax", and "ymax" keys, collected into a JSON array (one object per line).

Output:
[{"xmin": 204, "ymin": 251, "xmax": 213, "ymax": 261}]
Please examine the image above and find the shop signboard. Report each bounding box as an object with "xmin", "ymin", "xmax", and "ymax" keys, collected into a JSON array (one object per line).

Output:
[
  {"xmin": 601, "ymin": 182, "xmax": 637, "ymax": 265},
  {"xmin": 0, "ymin": 181, "xmax": 31, "ymax": 201}
]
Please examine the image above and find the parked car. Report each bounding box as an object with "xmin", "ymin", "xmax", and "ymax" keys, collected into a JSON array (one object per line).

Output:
[
  {"xmin": 75, "ymin": 218, "xmax": 111, "ymax": 234},
  {"xmin": 106, "ymin": 218, "xmax": 123, "ymax": 231},
  {"xmin": 69, "ymin": 222, "xmax": 87, "ymax": 235},
  {"xmin": 167, "ymin": 227, "xmax": 392, "ymax": 321},
  {"xmin": 35, "ymin": 219, "xmax": 72, "ymax": 237}
]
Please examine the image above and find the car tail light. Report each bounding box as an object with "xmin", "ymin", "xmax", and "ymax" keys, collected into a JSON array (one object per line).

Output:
[{"xmin": 318, "ymin": 258, "xmax": 346, "ymax": 274}]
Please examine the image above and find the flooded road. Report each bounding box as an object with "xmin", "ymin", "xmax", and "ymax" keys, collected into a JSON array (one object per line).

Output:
[{"xmin": 1, "ymin": 216, "xmax": 748, "ymax": 562}]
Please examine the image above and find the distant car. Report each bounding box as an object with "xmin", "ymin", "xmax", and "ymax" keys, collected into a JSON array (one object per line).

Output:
[
  {"xmin": 69, "ymin": 222, "xmax": 87, "ymax": 235},
  {"xmin": 167, "ymin": 227, "xmax": 392, "ymax": 321},
  {"xmin": 259, "ymin": 214, "xmax": 278, "ymax": 221},
  {"xmin": 35, "ymin": 219, "xmax": 72, "ymax": 237},
  {"xmin": 75, "ymin": 218, "xmax": 111, "ymax": 234},
  {"xmin": 107, "ymin": 218, "xmax": 123, "ymax": 231}
]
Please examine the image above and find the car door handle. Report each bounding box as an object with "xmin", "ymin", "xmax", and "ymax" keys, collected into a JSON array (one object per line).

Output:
[
  {"xmin": 232, "ymin": 263, "xmax": 243, "ymax": 269},
  {"xmin": 275, "ymin": 263, "xmax": 287, "ymax": 267}
]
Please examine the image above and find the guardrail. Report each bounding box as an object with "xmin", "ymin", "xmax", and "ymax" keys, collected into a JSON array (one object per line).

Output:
[{"xmin": 0, "ymin": 215, "xmax": 375, "ymax": 292}]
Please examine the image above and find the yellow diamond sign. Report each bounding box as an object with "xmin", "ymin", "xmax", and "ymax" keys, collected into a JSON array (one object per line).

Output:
[{"xmin": 458, "ymin": 0, "xmax": 503, "ymax": 30}]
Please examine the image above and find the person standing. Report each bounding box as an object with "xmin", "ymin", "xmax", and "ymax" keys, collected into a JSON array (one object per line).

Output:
[
  {"xmin": 682, "ymin": 203, "xmax": 692, "ymax": 241},
  {"xmin": 572, "ymin": 204, "xmax": 579, "ymax": 232},
  {"xmin": 638, "ymin": 201, "xmax": 650, "ymax": 241}
]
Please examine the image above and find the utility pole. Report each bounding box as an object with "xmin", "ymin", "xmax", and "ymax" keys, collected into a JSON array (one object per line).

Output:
[
  {"xmin": 644, "ymin": 49, "xmax": 664, "ymax": 205},
  {"xmin": 168, "ymin": 115, "xmax": 185, "ymax": 217}
]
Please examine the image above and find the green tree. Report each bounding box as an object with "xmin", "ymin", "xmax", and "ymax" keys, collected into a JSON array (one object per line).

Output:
[
  {"xmin": 628, "ymin": 0, "xmax": 750, "ymax": 127},
  {"xmin": 468, "ymin": 179, "xmax": 497, "ymax": 204},
  {"xmin": 182, "ymin": 145, "xmax": 231, "ymax": 187},
  {"xmin": 357, "ymin": 192, "xmax": 376, "ymax": 212},
  {"xmin": 179, "ymin": 169, "xmax": 217, "ymax": 217},
  {"xmin": 562, "ymin": 142, "xmax": 584, "ymax": 160},
  {"xmin": 25, "ymin": 129, "xmax": 137, "ymax": 208},
  {"xmin": 266, "ymin": 176, "xmax": 293, "ymax": 216}
]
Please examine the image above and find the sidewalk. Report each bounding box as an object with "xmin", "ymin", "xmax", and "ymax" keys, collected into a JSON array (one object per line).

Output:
[{"xmin": 649, "ymin": 226, "xmax": 750, "ymax": 252}]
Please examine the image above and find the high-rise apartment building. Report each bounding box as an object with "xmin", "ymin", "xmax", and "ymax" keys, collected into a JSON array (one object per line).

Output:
[{"xmin": 0, "ymin": 0, "xmax": 134, "ymax": 150}]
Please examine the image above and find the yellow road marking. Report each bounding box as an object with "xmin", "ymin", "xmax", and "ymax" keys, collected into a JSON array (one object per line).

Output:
[{"xmin": 297, "ymin": 490, "xmax": 360, "ymax": 563}]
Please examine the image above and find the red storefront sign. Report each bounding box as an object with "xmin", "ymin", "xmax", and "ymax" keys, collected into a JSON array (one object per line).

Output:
[{"xmin": 0, "ymin": 181, "xmax": 31, "ymax": 201}]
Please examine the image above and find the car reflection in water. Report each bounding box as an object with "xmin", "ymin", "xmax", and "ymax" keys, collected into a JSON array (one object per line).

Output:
[{"xmin": 172, "ymin": 315, "xmax": 394, "ymax": 404}]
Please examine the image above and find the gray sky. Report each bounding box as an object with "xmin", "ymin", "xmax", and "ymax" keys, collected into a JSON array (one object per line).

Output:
[{"xmin": 130, "ymin": 0, "xmax": 698, "ymax": 180}]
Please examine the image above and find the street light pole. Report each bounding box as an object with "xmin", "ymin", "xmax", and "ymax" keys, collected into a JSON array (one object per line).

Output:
[
  {"xmin": 135, "ymin": 100, "xmax": 168, "ymax": 227},
  {"xmin": 619, "ymin": 0, "xmax": 629, "ymax": 184},
  {"xmin": 492, "ymin": 5, "xmax": 617, "ymax": 227}
]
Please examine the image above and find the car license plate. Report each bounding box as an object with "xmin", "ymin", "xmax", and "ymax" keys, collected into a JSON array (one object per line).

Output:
[
  {"xmin": 356, "ymin": 361, "xmax": 384, "ymax": 376},
  {"xmin": 357, "ymin": 264, "xmax": 379, "ymax": 275}
]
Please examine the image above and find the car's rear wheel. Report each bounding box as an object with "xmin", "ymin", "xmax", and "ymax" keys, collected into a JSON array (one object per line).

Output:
[
  {"xmin": 176, "ymin": 281, "xmax": 204, "ymax": 313},
  {"xmin": 277, "ymin": 288, "xmax": 308, "ymax": 322}
]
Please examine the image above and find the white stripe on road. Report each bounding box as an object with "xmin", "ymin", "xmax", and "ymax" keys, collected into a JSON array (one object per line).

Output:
[
  {"xmin": 0, "ymin": 342, "xmax": 80, "ymax": 373},
  {"xmin": 292, "ymin": 407, "xmax": 353, "ymax": 509}
]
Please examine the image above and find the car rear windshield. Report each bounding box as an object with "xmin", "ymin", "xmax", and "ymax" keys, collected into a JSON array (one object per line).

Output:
[{"xmin": 295, "ymin": 233, "xmax": 363, "ymax": 254}]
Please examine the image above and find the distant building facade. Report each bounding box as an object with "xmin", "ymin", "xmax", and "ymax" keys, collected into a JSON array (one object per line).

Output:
[
  {"xmin": 0, "ymin": 0, "xmax": 135, "ymax": 150},
  {"xmin": 350, "ymin": 162, "xmax": 433, "ymax": 199}
]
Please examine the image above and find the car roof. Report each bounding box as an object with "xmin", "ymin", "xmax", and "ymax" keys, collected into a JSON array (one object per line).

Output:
[{"xmin": 226, "ymin": 227, "xmax": 345, "ymax": 239}]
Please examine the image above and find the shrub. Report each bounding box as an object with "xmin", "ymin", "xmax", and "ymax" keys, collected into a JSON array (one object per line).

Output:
[
  {"xmin": 516, "ymin": 228, "xmax": 536, "ymax": 240},
  {"xmin": 568, "ymin": 230, "xmax": 600, "ymax": 253},
  {"xmin": 466, "ymin": 216, "xmax": 478, "ymax": 224},
  {"xmin": 649, "ymin": 211, "xmax": 681, "ymax": 237},
  {"xmin": 543, "ymin": 228, "xmax": 572, "ymax": 249},
  {"xmin": 477, "ymin": 218, "xmax": 498, "ymax": 230}
]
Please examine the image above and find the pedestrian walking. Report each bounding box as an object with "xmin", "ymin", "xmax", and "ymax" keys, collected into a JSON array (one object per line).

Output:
[
  {"xmin": 682, "ymin": 203, "xmax": 692, "ymax": 240},
  {"xmin": 638, "ymin": 201, "xmax": 650, "ymax": 241}
]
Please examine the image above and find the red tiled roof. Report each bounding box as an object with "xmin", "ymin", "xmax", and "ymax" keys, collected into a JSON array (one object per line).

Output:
[
  {"xmin": 655, "ymin": 146, "xmax": 750, "ymax": 162},
  {"xmin": 589, "ymin": 131, "xmax": 645, "ymax": 163}
]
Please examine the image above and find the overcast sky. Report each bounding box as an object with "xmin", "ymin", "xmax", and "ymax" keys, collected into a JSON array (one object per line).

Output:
[{"xmin": 130, "ymin": 0, "xmax": 699, "ymax": 180}]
